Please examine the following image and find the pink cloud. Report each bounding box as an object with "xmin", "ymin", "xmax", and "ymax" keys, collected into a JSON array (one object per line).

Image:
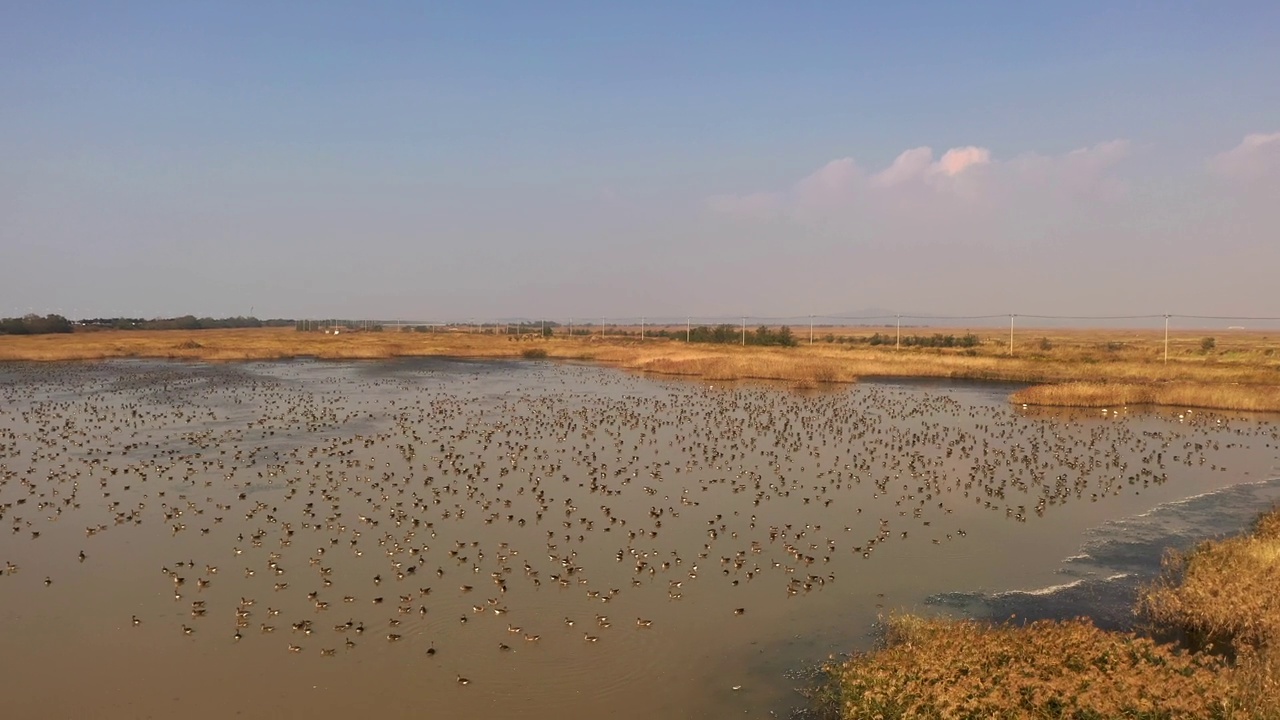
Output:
[
  {"xmin": 706, "ymin": 140, "xmax": 1133, "ymax": 238},
  {"xmin": 793, "ymin": 157, "xmax": 861, "ymax": 209},
  {"xmin": 1003, "ymin": 140, "xmax": 1131, "ymax": 201},
  {"xmin": 930, "ymin": 146, "xmax": 991, "ymax": 177},
  {"xmin": 1209, "ymin": 132, "xmax": 1280, "ymax": 182},
  {"xmin": 872, "ymin": 147, "xmax": 934, "ymax": 187}
]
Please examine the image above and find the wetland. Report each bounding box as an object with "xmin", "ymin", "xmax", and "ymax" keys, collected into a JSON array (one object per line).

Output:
[{"xmin": 2, "ymin": 358, "xmax": 1278, "ymax": 719}]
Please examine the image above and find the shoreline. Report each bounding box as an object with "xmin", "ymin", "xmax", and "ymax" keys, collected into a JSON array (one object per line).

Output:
[
  {"xmin": 2, "ymin": 327, "xmax": 1279, "ymax": 412},
  {"xmin": 816, "ymin": 505, "xmax": 1280, "ymax": 718}
]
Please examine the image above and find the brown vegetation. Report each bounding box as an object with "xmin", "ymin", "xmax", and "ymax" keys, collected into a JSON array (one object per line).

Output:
[
  {"xmin": 1, "ymin": 326, "xmax": 1278, "ymax": 410},
  {"xmin": 1140, "ymin": 508, "xmax": 1280, "ymax": 715},
  {"xmin": 822, "ymin": 615, "xmax": 1235, "ymax": 719},
  {"xmin": 819, "ymin": 507, "xmax": 1280, "ymax": 719},
  {"xmin": 1011, "ymin": 382, "xmax": 1280, "ymax": 413}
]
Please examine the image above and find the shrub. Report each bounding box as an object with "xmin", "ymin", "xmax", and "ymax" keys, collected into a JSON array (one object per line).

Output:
[
  {"xmin": 0, "ymin": 314, "xmax": 74, "ymax": 335},
  {"xmin": 1202, "ymin": 337, "xmax": 1218, "ymax": 353},
  {"xmin": 823, "ymin": 615, "xmax": 1235, "ymax": 719},
  {"xmin": 521, "ymin": 348, "xmax": 548, "ymax": 359}
]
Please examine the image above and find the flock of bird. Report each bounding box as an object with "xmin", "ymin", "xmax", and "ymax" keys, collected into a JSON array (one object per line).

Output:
[{"xmin": 1, "ymin": 359, "xmax": 1276, "ymax": 694}]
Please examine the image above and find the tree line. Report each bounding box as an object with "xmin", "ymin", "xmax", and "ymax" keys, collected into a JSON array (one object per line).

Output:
[
  {"xmin": 0, "ymin": 314, "xmax": 74, "ymax": 334},
  {"xmin": 80, "ymin": 316, "xmax": 293, "ymax": 331},
  {"xmin": 650, "ymin": 324, "xmax": 798, "ymax": 346},
  {"xmin": 0, "ymin": 315, "xmax": 295, "ymax": 334}
]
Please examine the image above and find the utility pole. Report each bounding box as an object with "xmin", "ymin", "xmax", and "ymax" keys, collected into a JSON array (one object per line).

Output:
[
  {"xmin": 641, "ymin": 317, "xmax": 645, "ymax": 341},
  {"xmin": 1164, "ymin": 314, "xmax": 1170, "ymax": 363},
  {"xmin": 1008, "ymin": 314, "xmax": 1015, "ymax": 356},
  {"xmin": 569, "ymin": 317, "xmax": 573, "ymax": 338},
  {"xmin": 896, "ymin": 315, "xmax": 901, "ymax": 350},
  {"xmin": 686, "ymin": 317, "xmax": 691, "ymax": 343},
  {"xmin": 741, "ymin": 317, "xmax": 746, "ymax": 346},
  {"xmin": 809, "ymin": 314, "xmax": 814, "ymax": 345}
]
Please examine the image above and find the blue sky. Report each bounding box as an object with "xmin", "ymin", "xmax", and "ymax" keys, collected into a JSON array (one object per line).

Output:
[{"xmin": 3, "ymin": 2, "xmax": 1278, "ymax": 321}]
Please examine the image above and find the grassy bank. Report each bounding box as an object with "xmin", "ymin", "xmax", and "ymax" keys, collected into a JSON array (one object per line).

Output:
[
  {"xmin": 816, "ymin": 508, "xmax": 1280, "ymax": 719},
  {"xmin": 1011, "ymin": 381, "xmax": 1280, "ymax": 414},
  {"xmin": 1, "ymin": 327, "xmax": 1278, "ymax": 410}
]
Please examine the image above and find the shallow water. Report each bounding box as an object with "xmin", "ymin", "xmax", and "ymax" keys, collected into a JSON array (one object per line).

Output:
[{"xmin": 1, "ymin": 358, "xmax": 1277, "ymax": 719}]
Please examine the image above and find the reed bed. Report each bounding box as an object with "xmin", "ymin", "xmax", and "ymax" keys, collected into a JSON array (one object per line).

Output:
[
  {"xmin": 1011, "ymin": 382, "xmax": 1280, "ymax": 413},
  {"xmin": 818, "ymin": 509, "xmax": 1280, "ymax": 719},
  {"xmin": 820, "ymin": 615, "xmax": 1234, "ymax": 719},
  {"xmin": 1141, "ymin": 509, "xmax": 1280, "ymax": 657},
  {"xmin": 2, "ymin": 329, "xmax": 1279, "ymax": 410}
]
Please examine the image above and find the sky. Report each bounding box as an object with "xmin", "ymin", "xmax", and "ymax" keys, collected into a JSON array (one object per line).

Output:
[{"xmin": 3, "ymin": 1, "xmax": 1279, "ymax": 323}]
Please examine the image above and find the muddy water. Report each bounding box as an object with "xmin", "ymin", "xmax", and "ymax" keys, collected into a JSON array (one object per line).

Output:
[{"xmin": 1, "ymin": 359, "xmax": 1277, "ymax": 719}]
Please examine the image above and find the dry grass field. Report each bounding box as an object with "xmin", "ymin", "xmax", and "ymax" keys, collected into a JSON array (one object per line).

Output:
[
  {"xmin": 820, "ymin": 615, "xmax": 1237, "ymax": 719},
  {"xmin": 818, "ymin": 507, "xmax": 1280, "ymax": 720},
  {"xmin": 1, "ymin": 326, "xmax": 1278, "ymax": 411},
  {"xmin": 1139, "ymin": 509, "xmax": 1280, "ymax": 718}
]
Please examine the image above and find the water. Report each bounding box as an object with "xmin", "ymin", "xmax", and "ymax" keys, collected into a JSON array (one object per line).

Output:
[{"xmin": 0, "ymin": 358, "xmax": 1276, "ymax": 719}]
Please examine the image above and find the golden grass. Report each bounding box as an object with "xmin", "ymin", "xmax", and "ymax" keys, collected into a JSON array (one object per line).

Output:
[
  {"xmin": 1012, "ymin": 382, "xmax": 1280, "ymax": 413},
  {"xmin": 2, "ymin": 327, "xmax": 1278, "ymax": 409},
  {"xmin": 1135, "ymin": 507, "xmax": 1280, "ymax": 718},
  {"xmin": 822, "ymin": 615, "xmax": 1236, "ymax": 719},
  {"xmin": 1141, "ymin": 507, "xmax": 1280, "ymax": 656},
  {"xmin": 819, "ymin": 508, "xmax": 1280, "ymax": 720}
]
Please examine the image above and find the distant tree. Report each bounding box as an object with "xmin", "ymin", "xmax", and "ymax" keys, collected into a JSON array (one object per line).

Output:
[{"xmin": 0, "ymin": 314, "xmax": 72, "ymax": 335}]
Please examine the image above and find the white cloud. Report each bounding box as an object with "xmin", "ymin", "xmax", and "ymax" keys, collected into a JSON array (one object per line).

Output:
[
  {"xmin": 871, "ymin": 147, "xmax": 934, "ymax": 187},
  {"xmin": 707, "ymin": 140, "xmax": 1131, "ymax": 240},
  {"xmin": 1209, "ymin": 132, "xmax": 1280, "ymax": 182},
  {"xmin": 931, "ymin": 146, "xmax": 991, "ymax": 177}
]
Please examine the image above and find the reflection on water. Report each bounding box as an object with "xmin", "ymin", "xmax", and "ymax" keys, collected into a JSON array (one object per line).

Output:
[{"xmin": 0, "ymin": 359, "xmax": 1276, "ymax": 719}]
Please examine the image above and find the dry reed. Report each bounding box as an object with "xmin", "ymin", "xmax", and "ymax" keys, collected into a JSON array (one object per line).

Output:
[
  {"xmin": 1012, "ymin": 382, "xmax": 1280, "ymax": 413},
  {"xmin": 1141, "ymin": 508, "xmax": 1280, "ymax": 656},
  {"xmin": 2, "ymin": 328, "xmax": 1279, "ymax": 410},
  {"xmin": 818, "ymin": 509, "xmax": 1280, "ymax": 719},
  {"xmin": 823, "ymin": 615, "xmax": 1236, "ymax": 719}
]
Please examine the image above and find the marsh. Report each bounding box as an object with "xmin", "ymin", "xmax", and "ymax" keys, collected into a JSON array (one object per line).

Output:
[{"xmin": 1, "ymin": 358, "xmax": 1276, "ymax": 719}]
